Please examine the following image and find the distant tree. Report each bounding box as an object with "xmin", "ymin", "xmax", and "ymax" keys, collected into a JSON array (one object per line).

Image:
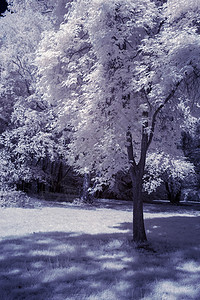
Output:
[
  {"xmin": 0, "ymin": 1, "xmax": 53, "ymax": 98},
  {"xmin": 181, "ymin": 122, "xmax": 200, "ymax": 196},
  {"xmin": 0, "ymin": 0, "xmax": 54, "ymax": 188},
  {"xmin": 36, "ymin": 0, "xmax": 200, "ymax": 243},
  {"xmin": 144, "ymin": 153, "xmax": 196, "ymax": 204},
  {"xmin": 0, "ymin": 0, "xmax": 82, "ymax": 195}
]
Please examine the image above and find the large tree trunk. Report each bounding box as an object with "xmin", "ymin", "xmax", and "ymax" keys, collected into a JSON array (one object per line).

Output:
[
  {"xmin": 165, "ymin": 181, "xmax": 181, "ymax": 205},
  {"xmin": 81, "ymin": 172, "xmax": 92, "ymax": 203},
  {"xmin": 130, "ymin": 167, "xmax": 147, "ymax": 243},
  {"xmin": 126, "ymin": 129, "xmax": 148, "ymax": 243}
]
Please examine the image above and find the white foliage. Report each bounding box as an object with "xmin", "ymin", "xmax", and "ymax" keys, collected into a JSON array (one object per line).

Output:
[
  {"xmin": 144, "ymin": 152, "xmax": 195, "ymax": 194},
  {"xmin": 35, "ymin": 0, "xmax": 200, "ymax": 188},
  {"xmin": 0, "ymin": 1, "xmax": 53, "ymax": 99},
  {"xmin": 166, "ymin": 0, "xmax": 200, "ymax": 23},
  {"xmin": 0, "ymin": 1, "xmax": 59, "ymax": 186}
]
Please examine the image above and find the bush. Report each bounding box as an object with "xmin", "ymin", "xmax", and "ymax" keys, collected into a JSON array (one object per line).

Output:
[
  {"xmin": 0, "ymin": 190, "xmax": 30, "ymax": 208},
  {"xmin": 183, "ymin": 189, "xmax": 200, "ymax": 202}
]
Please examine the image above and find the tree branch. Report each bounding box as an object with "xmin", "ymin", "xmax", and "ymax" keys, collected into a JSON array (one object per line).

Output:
[
  {"xmin": 139, "ymin": 111, "xmax": 149, "ymax": 169},
  {"xmin": 12, "ymin": 57, "xmax": 32, "ymax": 95},
  {"xmin": 126, "ymin": 130, "xmax": 137, "ymax": 170},
  {"xmin": 147, "ymin": 80, "xmax": 183, "ymax": 148}
]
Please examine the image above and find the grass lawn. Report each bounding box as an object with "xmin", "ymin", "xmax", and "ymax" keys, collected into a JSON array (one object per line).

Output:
[{"xmin": 0, "ymin": 197, "xmax": 200, "ymax": 299}]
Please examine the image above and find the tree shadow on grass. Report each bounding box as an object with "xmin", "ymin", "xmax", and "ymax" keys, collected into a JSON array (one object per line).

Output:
[
  {"xmin": 0, "ymin": 216, "xmax": 200, "ymax": 299},
  {"xmin": 143, "ymin": 201, "xmax": 200, "ymax": 214},
  {"xmin": 111, "ymin": 214, "xmax": 200, "ymax": 299}
]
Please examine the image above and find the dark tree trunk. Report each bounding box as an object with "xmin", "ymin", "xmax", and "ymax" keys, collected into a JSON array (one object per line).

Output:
[
  {"xmin": 81, "ymin": 173, "xmax": 92, "ymax": 203},
  {"xmin": 55, "ymin": 161, "xmax": 63, "ymax": 193},
  {"xmin": 126, "ymin": 129, "xmax": 148, "ymax": 244},
  {"xmin": 165, "ymin": 182, "xmax": 181, "ymax": 205},
  {"xmin": 125, "ymin": 85, "xmax": 183, "ymax": 243},
  {"xmin": 130, "ymin": 167, "xmax": 147, "ymax": 243}
]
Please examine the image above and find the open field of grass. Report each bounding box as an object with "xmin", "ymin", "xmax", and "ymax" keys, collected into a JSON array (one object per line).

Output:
[{"xmin": 0, "ymin": 198, "xmax": 200, "ymax": 299}]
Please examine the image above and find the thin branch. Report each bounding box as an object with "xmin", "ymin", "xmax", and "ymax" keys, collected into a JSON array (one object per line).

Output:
[
  {"xmin": 139, "ymin": 111, "xmax": 149, "ymax": 169},
  {"xmin": 41, "ymin": 10, "xmax": 53, "ymax": 14},
  {"xmin": 69, "ymin": 45, "xmax": 92, "ymax": 59},
  {"xmin": 62, "ymin": 166, "xmax": 72, "ymax": 180},
  {"xmin": 155, "ymin": 19, "xmax": 165, "ymax": 35},
  {"xmin": 16, "ymin": 55, "xmax": 33, "ymax": 79},
  {"xmin": 12, "ymin": 57, "xmax": 32, "ymax": 95},
  {"xmin": 147, "ymin": 79, "xmax": 183, "ymax": 148}
]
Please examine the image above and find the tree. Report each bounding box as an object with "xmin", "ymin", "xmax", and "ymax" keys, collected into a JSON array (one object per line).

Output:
[
  {"xmin": 181, "ymin": 122, "xmax": 200, "ymax": 201},
  {"xmin": 0, "ymin": 0, "xmax": 53, "ymax": 134},
  {"xmin": 36, "ymin": 0, "xmax": 200, "ymax": 243},
  {"xmin": 0, "ymin": 0, "xmax": 83, "ymax": 195},
  {"xmin": 0, "ymin": 1, "xmax": 53, "ymax": 98},
  {"xmin": 0, "ymin": 0, "xmax": 54, "ymax": 188},
  {"xmin": 182, "ymin": 123, "xmax": 200, "ymax": 181},
  {"xmin": 144, "ymin": 152, "xmax": 196, "ymax": 204}
]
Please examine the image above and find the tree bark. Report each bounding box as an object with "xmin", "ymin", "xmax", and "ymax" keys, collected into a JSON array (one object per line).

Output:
[
  {"xmin": 130, "ymin": 167, "xmax": 147, "ymax": 243},
  {"xmin": 81, "ymin": 172, "xmax": 91, "ymax": 203},
  {"xmin": 126, "ymin": 130, "xmax": 147, "ymax": 243},
  {"xmin": 125, "ymin": 84, "xmax": 183, "ymax": 243},
  {"xmin": 165, "ymin": 181, "xmax": 181, "ymax": 205}
]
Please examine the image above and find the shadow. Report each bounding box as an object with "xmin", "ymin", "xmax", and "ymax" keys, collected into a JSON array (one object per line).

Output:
[
  {"xmin": 0, "ymin": 215, "xmax": 200, "ymax": 300},
  {"xmin": 143, "ymin": 201, "xmax": 200, "ymax": 214},
  {"xmin": 92, "ymin": 199, "xmax": 200, "ymax": 214},
  {"xmin": 93, "ymin": 198, "xmax": 133, "ymax": 211},
  {"xmin": 117, "ymin": 215, "xmax": 200, "ymax": 252}
]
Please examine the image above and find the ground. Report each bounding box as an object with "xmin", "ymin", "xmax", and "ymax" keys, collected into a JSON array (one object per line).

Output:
[{"xmin": 0, "ymin": 196, "xmax": 200, "ymax": 299}]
